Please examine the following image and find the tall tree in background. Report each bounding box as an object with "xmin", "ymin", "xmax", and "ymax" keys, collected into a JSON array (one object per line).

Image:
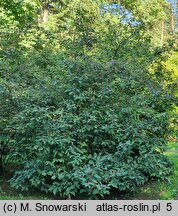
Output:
[
  {"xmin": 0, "ymin": 0, "xmax": 177, "ymax": 198},
  {"xmin": 119, "ymin": 0, "xmax": 175, "ymax": 45}
]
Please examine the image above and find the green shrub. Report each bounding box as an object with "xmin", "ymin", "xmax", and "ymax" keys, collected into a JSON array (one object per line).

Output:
[
  {"xmin": 0, "ymin": 0, "xmax": 176, "ymax": 199},
  {"xmin": 8, "ymin": 55, "xmax": 174, "ymax": 198}
]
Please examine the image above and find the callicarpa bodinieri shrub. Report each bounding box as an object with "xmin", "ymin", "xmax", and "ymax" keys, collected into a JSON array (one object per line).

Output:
[
  {"xmin": 8, "ymin": 53, "xmax": 174, "ymax": 198},
  {"xmin": 1, "ymin": 0, "xmax": 176, "ymax": 199}
]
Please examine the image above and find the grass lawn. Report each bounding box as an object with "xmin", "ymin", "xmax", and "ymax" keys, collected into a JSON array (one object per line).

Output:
[{"xmin": 0, "ymin": 141, "xmax": 178, "ymax": 200}]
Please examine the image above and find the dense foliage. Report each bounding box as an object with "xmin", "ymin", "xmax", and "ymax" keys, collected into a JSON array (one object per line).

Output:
[{"xmin": 0, "ymin": 0, "xmax": 177, "ymax": 198}]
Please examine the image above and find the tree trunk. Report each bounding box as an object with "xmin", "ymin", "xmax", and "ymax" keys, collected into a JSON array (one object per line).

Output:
[
  {"xmin": 171, "ymin": 12, "xmax": 175, "ymax": 32},
  {"xmin": 43, "ymin": 6, "xmax": 49, "ymax": 23},
  {"xmin": 160, "ymin": 20, "xmax": 164, "ymax": 46}
]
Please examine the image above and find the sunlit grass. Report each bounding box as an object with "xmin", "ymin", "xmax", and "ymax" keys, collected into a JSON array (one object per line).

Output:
[{"xmin": 160, "ymin": 142, "xmax": 178, "ymax": 200}]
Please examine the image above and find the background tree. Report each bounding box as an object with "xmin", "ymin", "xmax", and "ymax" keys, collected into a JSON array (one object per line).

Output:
[{"xmin": 0, "ymin": 0, "xmax": 177, "ymax": 198}]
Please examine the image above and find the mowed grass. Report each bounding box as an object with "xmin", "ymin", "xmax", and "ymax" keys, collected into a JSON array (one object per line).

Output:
[{"xmin": 0, "ymin": 141, "xmax": 178, "ymax": 200}]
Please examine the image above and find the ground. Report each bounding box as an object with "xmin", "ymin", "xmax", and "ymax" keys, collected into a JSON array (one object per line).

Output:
[{"xmin": 0, "ymin": 141, "xmax": 178, "ymax": 200}]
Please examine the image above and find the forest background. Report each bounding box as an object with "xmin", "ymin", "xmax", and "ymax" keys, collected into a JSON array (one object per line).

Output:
[{"xmin": 0, "ymin": 0, "xmax": 178, "ymax": 199}]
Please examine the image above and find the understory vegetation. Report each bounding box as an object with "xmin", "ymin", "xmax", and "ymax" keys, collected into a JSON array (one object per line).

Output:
[{"xmin": 0, "ymin": 0, "xmax": 178, "ymax": 199}]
